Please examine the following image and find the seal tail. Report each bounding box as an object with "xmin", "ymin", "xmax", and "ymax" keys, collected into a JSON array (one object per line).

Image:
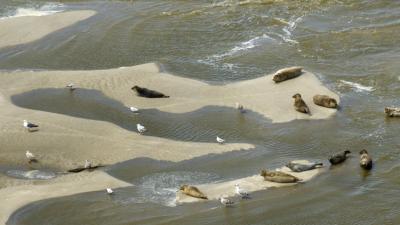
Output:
[
  {"xmin": 200, "ymin": 196, "xmax": 208, "ymax": 200},
  {"xmin": 163, "ymin": 95, "xmax": 170, "ymax": 98}
]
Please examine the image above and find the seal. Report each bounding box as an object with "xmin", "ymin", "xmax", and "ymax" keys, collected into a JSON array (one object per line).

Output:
[
  {"xmin": 272, "ymin": 66, "xmax": 303, "ymax": 83},
  {"xmin": 131, "ymin": 85, "xmax": 170, "ymax": 98},
  {"xmin": 179, "ymin": 185, "xmax": 208, "ymax": 199},
  {"xmin": 329, "ymin": 150, "xmax": 351, "ymax": 165},
  {"xmin": 293, "ymin": 93, "xmax": 310, "ymax": 114},
  {"xmin": 359, "ymin": 149, "xmax": 372, "ymax": 170},
  {"xmin": 286, "ymin": 162, "xmax": 323, "ymax": 172},
  {"xmin": 313, "ymin": 95, "xmax": 338, "ymax": 109},
  {"xmin": 384, "ymin": 107, "xmax": 400, "ymax": 117},
  {"xmin": 260, "ymin": 169, "xmax": 301, "ymax": 183}
]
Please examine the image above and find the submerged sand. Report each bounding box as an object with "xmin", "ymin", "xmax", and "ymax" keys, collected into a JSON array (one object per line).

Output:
[{"xmin": 0, "ymin": 10, "xmax": 96, "ymax": 48}]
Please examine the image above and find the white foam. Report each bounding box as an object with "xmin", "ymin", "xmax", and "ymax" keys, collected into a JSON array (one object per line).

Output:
[
  {"xmin": 1, "ymin": 3, "xmax": 64, "ymax": 20},
  {"xmin": 201, "ymin": 34, "xmax": 274, "ymax": 63},
  {"xmin": 340, "ymin": 80, "xmax": 375, "ymax": 92}
]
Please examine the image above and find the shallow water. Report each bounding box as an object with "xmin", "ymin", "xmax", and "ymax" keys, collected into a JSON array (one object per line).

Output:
[{"xmin": 2, "ymin": 0, "xmax": 400, "ymax": 224}]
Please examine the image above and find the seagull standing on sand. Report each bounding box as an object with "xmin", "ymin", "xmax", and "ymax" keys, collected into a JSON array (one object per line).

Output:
[
  {"xmin": 137, "ymin": 124, "xmax": 146, "ymax": 134},
  {"xmin": 25, "ymin": 151, "xmax": 36, "ymax": 163},
  {"xmin": 219, "ymin": 196, "xmax": 234, "ymax": 207},
  {"xmin": 129, "ymin": 106, "xmax": 139, "ymax": 113},
  {"xmin": 235, "ymin": 184, "xmax": 250, "ymax": 199},
  {"xmin": 84, "ymin": 160, "xmax": 92, "ymax": 169},
  {"xmin": 216, "ymin": 136, "xmax": 225, "ymax": 144},
  {"xmin": 23, "ymin": 120, "xmax": 39, "ymax": 131},
  {"xmin": 66, "ymin": 83, "xmax": 76, "ymax": 91},
  {"xmin": 235, "ymin": 102, "xmax": 245, "ymax": 113},
  {"xmin": 106, "ymin": 188, "xmax": 114, "ymax": 195}
]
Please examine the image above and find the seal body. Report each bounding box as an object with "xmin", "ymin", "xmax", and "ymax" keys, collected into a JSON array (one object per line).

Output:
[
  {"xmin": 359, "ymin": 149, "xmax": 372, "ymax": 170},
  {"xmin": 329, "ymin": 150, "xmax": 351, "ymax": 165},
  {"xmin": 286, "ymin": 162, "xmax": 323, "ymax": 172},
  {"xmin": 131, "ymin": 85, "xmax": 169, "ymax": 98},
  {"xmin": 260, "ymin": 169, "xmax": 301, "ymax": 183},
  {"xmin": 179, "ymin": 185, "xmax": 208, "ymax": 199},
  {"xmin": 293, "ymin": 93, "xmax": 310, "ymax": 114},
  {"xmin": 272, "ymin": 66, "xmax": 303, "ymax": 83},
  {"xmin": 313, "ymin": 95, "xmax": 338, "ymax": 109},
  {"xmin": 385, "ymin": 107, "xmax": 400, "ymax": 117}
]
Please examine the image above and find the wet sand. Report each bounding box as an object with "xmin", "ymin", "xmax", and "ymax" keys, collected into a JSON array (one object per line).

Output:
[{"xmin": 0, "ymin": 10, "xmax": 96, "ymax": 48}]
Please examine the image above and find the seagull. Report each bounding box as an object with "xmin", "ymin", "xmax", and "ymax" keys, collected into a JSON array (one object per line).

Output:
[
  {"xmin": 106, "ymin": 188, "xmax": 114, "ymax": 195},
  {"xmin": 219, "ymin": 196, "xmax": 234, "ymax": 207},
  {"xmin": 235, "ymin": 184, "xmax": 250, "ymax": 199},
  {"xmin": 66, "ymin": 83, "xmax": 76, "ymax": 91},
  {"xmin": 235, "ymin": 102, "xmax": 245, "ymax": 113},
  {"xmin": 137, "ymin": 124, "xmax": 146, "ymax": 134},
  {"xmin": 84, "ymin": 159, "xmax": 92, "ymax": 169},
  {"xmin": 216, "ymin": 136, "xmax": 225, "ymax": 144},
  {"xmin": 23, "ymin": 120, "xmax": 39, "ymax": 131},
  {"xmin": 129, "ymin": 106, "xmax": 139, "ymax": 113},
  {"xmin": 25, "ymin": 151, "xmax": 37, "ymax": 163}
]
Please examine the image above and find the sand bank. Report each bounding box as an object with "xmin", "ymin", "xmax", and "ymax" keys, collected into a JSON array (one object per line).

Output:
[
  {"xmin": 0, "ymin": 10, "xmax": 96, "ymax": 49},
  {"xmin": 0, "ymin": 63, "xmax": 337, "ymax": 224},
  {"xmin": 176, "ymin": 160, "xmax": 326, "ymax": 203}
]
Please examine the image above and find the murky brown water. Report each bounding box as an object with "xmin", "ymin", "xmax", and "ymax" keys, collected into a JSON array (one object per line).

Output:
[{"xmin": 2, "ymin": 0, "xmax": 400, "ymax": 224}]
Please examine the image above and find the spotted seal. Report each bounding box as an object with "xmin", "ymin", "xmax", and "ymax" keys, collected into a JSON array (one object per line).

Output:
[
  {"xmin": 359, "ymin": 149, "xmax": 372, "ymax": 170},
  {"xmin": 179, "ymin": 185, "xmax": 208, "ymax": 199},
  {"xmin": 260, "ymin": 169, "xmax": 301, "ymax": 183},
  {"xmin": 293, "ymin": 93, "xmax": 310, "ymax": 114},
  {"xmin": 329, "ymin": 150, "xmax": 351, "ymax": 165},
  {"xmin": 286, "ymin": 162, "xmax": 323, "ymax": 172},
  {"xmin": 272, "ymin": 66, "xmax": 303, "ymax": 83},
  {"xmin": 131, "ymin": 85, "xmax": 170, "ymax": 98},
  {"xmin": 313, "ymin": 95, "xmax": 338, "ymax": 109}
]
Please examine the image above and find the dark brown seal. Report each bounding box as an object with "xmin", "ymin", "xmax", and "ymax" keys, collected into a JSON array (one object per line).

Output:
[
  {"xmin": 293, "ymin": 93, "xmax": 310, "ymax": 114},
  {"xmin": 313, "ymin": 95, "xmax": 338, "ymax": 109},
  {"xmin": 359, "ymin": 149, "xmax": 372, "ymax": 170},
  {"xmin": 131, "ymin": 85, "xmax": 170, "ymax": 98},
  {"xmin": 179, "ymin": 185, "xmax": 208, "ymax": 199},
  {"xmin": 329, "ymin": 150, "xmax": 351, "ymax": 165},
  {"xmin": 260, "ymin": 169, "xmax": 301, "ymax": 183},
  {"xmin": 67, "ymin": 165, "xmax": 105, "ymax": 173},
  {"xmin": 384, "ymin": 107, "xmax": 400, "ymax": 117},
  {"xmin": 272, "ymin": 66, "xmax": 303, "ymax": 83}
]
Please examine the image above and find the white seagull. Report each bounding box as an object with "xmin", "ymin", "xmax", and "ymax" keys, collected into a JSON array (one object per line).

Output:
[
  {"xmin": 84, "ymin": 159, "xmax": 92, "ymax": 169},
  {"xmin": 106, "ymin": 188, "xmax": 114, "ymax": 195},
  {"xmin": 23, "ymin": 120, "xmax": 39, "ymax": 130},
  {"xmin": 66, "ymin": 83, "xmax": 76, "ymax": 91},
  {"xmin": 129, "ymin": 106, "xmax": 139, "ymax": 113},
  {"xmin": 216, "ymin": 136, "xmax": 225, "ymax": 144},
  {"xmin": 235, "ymin": 184, "xmax": 250, "ymax": 199},
  {"xmin": 137, "ymin": 124, "xmax": 146, "ymax": 134},
  {"xmin": 25, "ymin": 151, "xmax": 37, "ymax": 163},
  {"xmin": 219, "ymin": 196, "xmax": 234, "ymax": 207},
  {"xmin": 235, "ymin": 102, "xmax": 244, "ymax": 112}
]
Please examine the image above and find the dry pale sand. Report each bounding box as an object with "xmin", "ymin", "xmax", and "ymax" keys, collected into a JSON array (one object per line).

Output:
[
  {"xmin": 0, "ymin": 10, "xmax": 96, "ymax": 49},
  {"xmin": 176, "ymin": 160, "xmax": 326, "ymax": 203}
]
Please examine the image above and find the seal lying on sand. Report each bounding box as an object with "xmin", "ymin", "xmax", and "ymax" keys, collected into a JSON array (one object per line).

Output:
[
  {"xmin": 293, "ymin": 93, "xmax": 310, "ymax": 114},
  {"xmin": 359, "ymin": 149, "xmax": 373, "ymax": 170},
  {"xmin": 260, "ymin": 169, "xmax": 301, "ymax": 183},
  {"xmin": 67, "ymin": 165, "xmax": 105, "ymax": 173},
  {"xmin": 286, "ymin": 162, "xmax": 323, "ymax": 172},
  {"xmin": 384, "ymin": 107, "xmax": 400, "ymax": 117},
  {"xmin": 313, "ymin": 95, "xmax": 338, "ymax": 109},
  {"xmin": 329, "ymin": 150, "xmax": 351, "ymax": 165},
  {"xmin": 131, "ymin": 85, "xmax": 170, "ymax": 98},
  {"xmin": 272, "ymin": 66, "xmax": 303, "ymax": 83},
  {"xmin": 179, "ymin": 185, "xmax": 208, "ymax": 199}
]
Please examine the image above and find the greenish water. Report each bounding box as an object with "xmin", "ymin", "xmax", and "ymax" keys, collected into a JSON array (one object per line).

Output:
[{"xmin": 2, "ymin": 0, "xmax": 400, "ymax": 224}]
